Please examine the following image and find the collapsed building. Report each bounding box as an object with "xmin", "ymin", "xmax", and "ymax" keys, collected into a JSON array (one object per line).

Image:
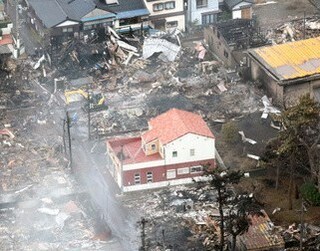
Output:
[{"xmin": 204, "ymin": 18, "xmax": 268, "ymax": 68}]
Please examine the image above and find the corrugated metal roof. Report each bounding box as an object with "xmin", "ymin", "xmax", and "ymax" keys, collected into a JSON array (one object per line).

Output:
[
  {"xmin": 238, "ymin": 211, "xmax": 285, "ymax": 250},
  {"xmin": 250, "ymin": 37, "xmax": 320, "ymax": 81}
]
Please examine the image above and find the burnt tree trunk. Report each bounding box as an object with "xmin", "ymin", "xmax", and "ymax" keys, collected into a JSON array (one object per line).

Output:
[{"xmin": 217, "ymin": 187, "xmax": 225, "ymax": 251}]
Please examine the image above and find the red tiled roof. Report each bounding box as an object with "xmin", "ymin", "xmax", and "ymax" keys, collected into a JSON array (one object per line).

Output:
[
  {"xmin": 0, "ymin": 35, "xmax": 13, "ymax": 46},
  {"xmin": 142, "ymin": 108, "xmax": 214, "ymax": 145},
  {"xmin": 238, "ymin": 210, "xmax": 285, "ymax": 250},
  {"xmin": 108, "ymin": 137, "xmax": 162, "ymax": 165}
]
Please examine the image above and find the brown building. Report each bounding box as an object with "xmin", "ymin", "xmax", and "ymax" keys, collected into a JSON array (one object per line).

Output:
[{"xmin": 247, "ymin": 37, "xmax": 320, "ymax": 107}]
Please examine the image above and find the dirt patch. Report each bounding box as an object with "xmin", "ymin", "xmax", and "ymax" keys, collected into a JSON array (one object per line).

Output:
[
  {"xmin": 237, "ymin": 177, "xmax": 320, "ymax": 227},
  {"xmin": 254, "ymin": 0, "xmax": 317, "ymax": 29}
]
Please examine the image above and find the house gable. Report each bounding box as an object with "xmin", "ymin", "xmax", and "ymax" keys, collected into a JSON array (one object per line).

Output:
[
  {"xmin": 56, "ymin": 20, "xmax": 79, "ymax": 27},
  {"xmin": 81, "ymin": 8, "xmax": 116, "ymax": 22},
  {"xmin": 164, "ymin": 133, "xmax": 215, "ymax": 165}
]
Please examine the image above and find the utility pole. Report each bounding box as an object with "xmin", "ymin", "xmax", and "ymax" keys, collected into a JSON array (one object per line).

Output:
[
  {"xmin": 66, "ymin": 111, "xmax": 72, "ymax": 168},
  {"xmin": 62, "ymin": 118, "xmax": 67, "ymax": 157},
  {"xmin": 299, "ymin": 200, "xmax": 305, "ymax": 251},
  {"xmin": 139, "ymin": 217, "xmax": 148, "ymax": 251}
]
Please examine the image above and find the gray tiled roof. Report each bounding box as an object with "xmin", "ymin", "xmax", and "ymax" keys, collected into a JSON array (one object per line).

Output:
[
  {"xmin": 28, "ymin": 0, "xmax": 95, "ymax": 28},
  {"xmin": 56, "ymin": 0, "xmax": 95, "ymax": 21},
  {"xmin": 95, "ymin": 0, "xmax": 147, "ymax": 13},
  {"xmin": 225, "ymin": 0, "xmax": 254, "ymax": 9}
]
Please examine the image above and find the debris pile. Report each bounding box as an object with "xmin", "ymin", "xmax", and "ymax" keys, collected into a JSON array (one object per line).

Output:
[
  {"xmin": 282, "ymin": 223, "xmax": 320, "ymax": 250},
  {"xmin": 266, "ymin": 16, "xmax": 320, "ymax": 44}
]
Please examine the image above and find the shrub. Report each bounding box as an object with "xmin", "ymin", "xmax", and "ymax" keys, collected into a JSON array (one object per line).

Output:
[
  {"xmin": 221, "ymin": 121, "xmax": 240, "ymax": 144},
  {"xmin": 300, "ymin": 182, "xmax": 320, "ymax": 206}
]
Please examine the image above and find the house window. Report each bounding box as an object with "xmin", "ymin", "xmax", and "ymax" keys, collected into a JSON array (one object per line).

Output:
[
  {"xmin": 151, "ymin": 144, "xmax": 156, "ymax": 151},
  {"xmin": 167, "ymin": 169, "xmax": 176, "ymax": 179},
  {"xmin": 134, "ymin": 173, "xmax": 141, "ymax": 184},
  {"xmin": 172, "ymin": 151, "xmax": 177, "ymax": 157},
  {"xmin": 190, "ymin": 149, "xmax": 195, "ymax": 156},
  {"xmin": 177, "ymin": 167, "xmax": 189, "ymax": 175},
  {"xmin": 202, "ymin": 14, "xmax": 216, "ymax": 25},
  {"xmin": 83, "ymin": 25, "xmax": 92, "ymax": 30},
  {"xmin": 62, "ymin": 27, "xmax": 73, "ymax": 33},
  {"xmin": 147, "ymin": 172, "xmax": 153, "ymax": 183},
  {"xmin": 167, "ymin": 21, "xmax": 178, "ymax": 28},
  {"xmin": 190, "ymin": 166, "xmax": 203, "ymax": 173},
  {"xmin": 153, "ymin": 3, "xmax": 164, "ymax": 11},
  {"xmin": 165, "ymin": 1, "xmax": 175, "ymax": 9},
  {"xmin": 196, "ymin": 0, "xmax": 208, "ymax": 8}
]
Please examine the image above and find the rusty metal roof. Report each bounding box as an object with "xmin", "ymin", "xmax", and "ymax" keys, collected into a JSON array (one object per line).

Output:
[
  {"xmin": 238, "ymin": 211, "xmax": 285, "ymax": 250},
  {"xmin": 249, "ymin": 37, "xmax": 320, "ymax": 81}
]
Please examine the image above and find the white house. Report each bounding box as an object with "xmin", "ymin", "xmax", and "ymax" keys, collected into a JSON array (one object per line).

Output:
[
  {"xmin": 187, "ymin": 0, "xmax": 220, "ymax": 26},
  {"xmin": 143, "ymin": 0, "xmax": 186, "ymax": 31},
  {"xmin": 106, "ymin": 108, "xmax": 216, "ymax": 192},
  {"xmin": 225, "ymin": 0, "xmax": 253, "ymax": 19}
]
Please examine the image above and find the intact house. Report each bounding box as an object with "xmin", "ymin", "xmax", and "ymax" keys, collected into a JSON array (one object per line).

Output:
[
  {"xmin": 204, "ymin": 18, "xmax": 268, "ymax": 68},
  {"xmin": 106, "ymin": 108, "xmax": 216, "ymax": 192},
  {"xmin": 95, "ymin": 0, "xmax": 150, "ymax": 33},
  {"xmin": 26, "ymin": 0, "xmax": 116, "ymax": 47},
  {"xmin": 224, "ymin": 0, "xmax": 253, "ymax": 19},
  {"xmin": 247, "ymin": 37, "xmax": 320, "ymax": 107},
  {"xmin": 236, "ymin": 210, "xmax": 285, "ymax": 250},
  {"xmin": 143, "ymin": 0, "xmax": 186, "ymax": 31},
  {"xmin": 186, "ymin": 0, "xmax": 220, "ymax": 27}
]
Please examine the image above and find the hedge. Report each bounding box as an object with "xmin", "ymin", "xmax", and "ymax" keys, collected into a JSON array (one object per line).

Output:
[{"xmin": 300, "ymin": 182, "xmax": 320, "ymax": 206}]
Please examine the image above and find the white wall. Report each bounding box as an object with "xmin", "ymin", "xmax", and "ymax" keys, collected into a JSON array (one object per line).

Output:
[
  {"xmin": 144, "ymin": 0, "xmax": 184, "ymax": 16},
  {"xmin": 188, "ymin": 0, "xmax": 219, "ymax": 25},
  {"xmin": 165, "ymin": 14, "xmax": 185, "ymax": 31},
  {"xmin": 144, "ymin": 0, "xmax": 185, "ymax": 30},
  {"xmin": 123, "ymin": 159, "xmax": 165, "ymax": 171},
  {"xmin": 164, "ymin": 133, "xmax": 215, "ymax": 165}
]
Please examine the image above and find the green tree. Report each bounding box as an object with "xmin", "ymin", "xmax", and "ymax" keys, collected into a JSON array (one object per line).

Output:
[
  {"xmin": 201, "ymin": 167, "xmax": 261, "ymax": 251},
  {"xmin": 278, "ymin": 95, "xmax": 320, "ymax": 192},
  {"xmin": 221, "ymin": 122, "xmax": 240, "ymax": 144}
]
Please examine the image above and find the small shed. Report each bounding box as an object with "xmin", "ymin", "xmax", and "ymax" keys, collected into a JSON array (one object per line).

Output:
[
  {"xmin": 247, "ymin": 37, "xmax": 320, "ymax": 106},
  {"xmin": 225, "ymin": 0, "xmax": 254, "ymax": 19}
]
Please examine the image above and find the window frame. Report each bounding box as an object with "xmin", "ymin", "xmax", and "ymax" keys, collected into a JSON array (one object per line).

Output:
[
  {"xmin": 196, "ymin": 0, "xmax": 208, "ymax": 9},
  {"xmin": 190, "ymin": 166, "xmax": 203, "ymax": 173},
  {"xmin": 165, "ymin": 1, "xmax": 175, "ymax": 10},
  {"xmin": 153, "ymin": 3, "xmax": 164, "ymax": 11},
  {"xmin": 167, "ymin": 169, "xmax": 176, "ymax": 179},
  {"xmin": 177, "ymin": 167, "xmax": 190, "ymax": 175},
  {"xmin": 146, "ymin": 171, "xmax": 153, "ymax": 183},
  {"xmin": 134, "ymin": 173, "xmax": 141, "ymax": 184}
]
